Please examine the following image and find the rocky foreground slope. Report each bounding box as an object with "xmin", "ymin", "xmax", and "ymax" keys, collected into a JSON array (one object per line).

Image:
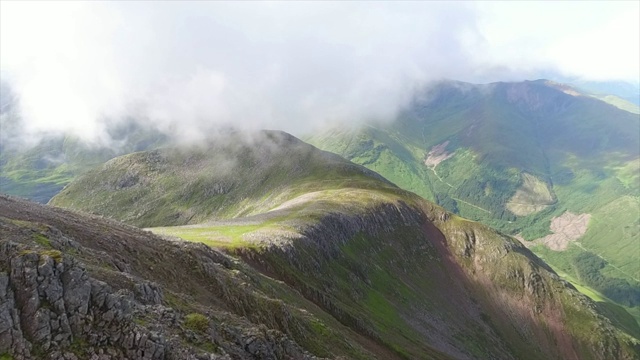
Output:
[
  {"xmin": 1, "ymin": 194, "xmax": 341, "ymax": 360},
  {"xmin": 4, "ymin": 131, "xmax": 636, "ymax": 359}
]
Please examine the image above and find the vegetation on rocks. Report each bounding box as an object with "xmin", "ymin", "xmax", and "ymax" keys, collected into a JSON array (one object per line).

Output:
[{"xmin": 184, "ymin": 313, "xmax": 209, "ymax": 333}]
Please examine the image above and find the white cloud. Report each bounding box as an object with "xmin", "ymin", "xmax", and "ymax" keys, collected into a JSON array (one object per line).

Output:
[
  {"xmin": 477, "ymin": 1, "xmax": 640, "ymax": 81},
  {"xmin": 0, "ymin": 1, "xmax": 637, "ymax": 144},
  {"xmin": 546, "ymin": 9, "xmax": 640, "ymax": 81}
]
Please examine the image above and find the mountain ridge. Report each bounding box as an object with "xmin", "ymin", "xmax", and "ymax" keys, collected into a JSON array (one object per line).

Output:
[{"xmin": 41, "ymin": 130, "xmax": 640, "ymax": 359}]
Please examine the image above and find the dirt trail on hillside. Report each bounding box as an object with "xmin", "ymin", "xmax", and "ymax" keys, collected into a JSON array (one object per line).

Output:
[{"xmin": 517, "ymin": 212, "xmax": 591, "ymax": 251}]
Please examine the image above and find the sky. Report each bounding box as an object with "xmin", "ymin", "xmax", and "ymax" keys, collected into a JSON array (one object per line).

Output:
[{"xmin": 1, "ymin": 1, "xmax": 638, "ymax": 144}]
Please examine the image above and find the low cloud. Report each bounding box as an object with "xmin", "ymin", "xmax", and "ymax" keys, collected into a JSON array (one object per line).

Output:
[{"xmin": 1, "ymin": 1, "xmax": 637, "ymax": 147}]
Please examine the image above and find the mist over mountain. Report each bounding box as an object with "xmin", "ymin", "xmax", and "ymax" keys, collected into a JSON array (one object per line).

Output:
[
  {"xmin": 1, "ymin": 2, "xmax": 639, "ymax": 359},
  {"xmin": 1, "ymin": 1, "xmax": 638, "ymax": 148}
]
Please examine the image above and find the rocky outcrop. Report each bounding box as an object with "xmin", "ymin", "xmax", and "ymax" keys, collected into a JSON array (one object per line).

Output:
[
  {"xmin": 0, "ymin": 195, "xmax": 327, "ymax": 360},
  {"xmin": 1, "ymin": 245, "xmax": 166, "ymax": 360}
]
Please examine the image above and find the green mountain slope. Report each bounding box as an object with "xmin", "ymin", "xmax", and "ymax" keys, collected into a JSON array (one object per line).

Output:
[
  {"xmin": 50, "ymin": 131, "xmax": 394, "ymax": 227},
  {"xmin": 306, "ymin": 80, "xmax": 640, "ymax": 325},
  {"xmin": 47, "ymin": 131, "xmax": 639, "ymax": 359}
]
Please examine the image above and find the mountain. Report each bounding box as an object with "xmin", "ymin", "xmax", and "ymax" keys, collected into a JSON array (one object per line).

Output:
[
  {"xmin": 41, "ymin": 130, "xmax": 640, "ymax": 359},
  {"xmin": 306, "ymin": 80, "xmax": 640, "ymax": 325},
  {"xmin": 49, "ymin": 131, "xmax": 394, "ymax": 227}
]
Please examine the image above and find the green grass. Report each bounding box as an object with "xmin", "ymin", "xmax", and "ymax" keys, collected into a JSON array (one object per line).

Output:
[
  {"xmin": 580, "ymin": 196, "xmax": 639, "ymax": 280},
  {"xmin": 184, "ymin": 313, "xmax": 209, "ymax": 333},
  {"xmin": 150, "ymin": 223, "xmax": 276, "ymax": 249},
  {"xmin": 307, "ymin": 127, "xmax": 437, "ymax": 202},
  {"xmin": 571, "ymin": 281, "xmax": 607, "ymax": 302},
  {"xmin": 40, "ymin": 250, "xmax": 63, "ymax": 263},
  {"xmin": 597, "ymin": 302, "xmax": 640, "ymax": 340},
  {"xmin": 592, "ymin": 94, "xmax": 640, "ymax": 114},
  {"xmin": 68, "ymin": 338, "xmax": 89, "ymax": 358},
  {"xmin": 611, "ymin": 159, "xmax": 640, "ymax": 190},
  {"xmin": 33, "ymin": 233, "xmax": 51, "ymax": 247},
  {"xmin": 0, "ymin": 121, "xmax": 167, "ymax": 203},
  {"xmin": 148, "ymin": 185, "xmax": 413, "ymax": 250},
  {"xmin": 549, "ymin": 264, "xmax": 608, "ymax": 302}
]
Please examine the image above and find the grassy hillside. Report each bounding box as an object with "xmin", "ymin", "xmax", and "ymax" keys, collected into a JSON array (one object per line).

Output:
[
  {"xmin": 48, "ymin": 131, "xmax": 639, "ymax": 359},
  {"xmin": 50, "ymin": 131, "xmax": 395, "ymax": 227},
  {"xmin": 306, "ymin": 79, "xmax": 640, "ymax": 325}
]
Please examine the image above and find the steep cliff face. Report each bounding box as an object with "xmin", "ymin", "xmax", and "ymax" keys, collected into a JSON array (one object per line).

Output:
[
  {"xmin": 237, "ymin": 198, "xmax": 638, "ymax": 359},
  {"xmin": 435, "ymin": 216, "xmax": 632, "ymax": 360},
  {"xmin": 0, "ymin": 244, "xmax": 169, "ymax": 360}
]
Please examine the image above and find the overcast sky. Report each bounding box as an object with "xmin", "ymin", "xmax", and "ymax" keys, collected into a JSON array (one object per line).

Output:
[{"xmin": 1, "ymin": 1, "xmax": 638, "ymax": 142}]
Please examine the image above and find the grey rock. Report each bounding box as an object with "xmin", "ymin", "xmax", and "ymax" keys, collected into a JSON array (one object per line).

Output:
[{"xmin": 134, "ymin": 282, "xmax": 163, "ymax": 305}]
